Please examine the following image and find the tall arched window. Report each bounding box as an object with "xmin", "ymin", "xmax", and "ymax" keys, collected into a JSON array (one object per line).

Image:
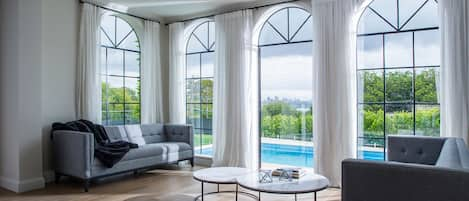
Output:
[
  {"xmin": 357, "ymin": 0, "xmax": 440, "ymax": 160},
  {"xmin": 100, "ymin": 15, "xmax": 141, "ymax": 125},
  {"xmin": 185, "ymin": 21, "xmax": 215, "ymax": 156},
  {"xmin": 258, "ymin": 7, "xmax": 313, "ymax": 168}
]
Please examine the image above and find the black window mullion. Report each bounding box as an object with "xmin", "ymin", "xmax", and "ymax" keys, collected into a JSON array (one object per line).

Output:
[
  {"xmin": 382, "ymin": 34, "xmax": 387, "ymax": 160},
  {"xmin": 412, "ymin": 32, "xmax": 416, "ymax": 136}
]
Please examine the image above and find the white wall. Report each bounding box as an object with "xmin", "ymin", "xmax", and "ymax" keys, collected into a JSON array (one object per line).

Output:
[{"xmin": 41, "ymin": 0, "xmax": 79, "ymax": 180}]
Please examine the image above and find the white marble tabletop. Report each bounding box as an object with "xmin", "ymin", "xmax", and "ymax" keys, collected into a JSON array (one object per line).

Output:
[
  {"xmin": 193, "ymin": 167, "xmax": 253, "ymax": 184},
  {"xmin": 236, "ymin": 172, "xmax": 329, "ymax": 194}
]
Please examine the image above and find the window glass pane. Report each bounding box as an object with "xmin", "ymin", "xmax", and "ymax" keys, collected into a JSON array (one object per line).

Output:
[
  {"xmin": 357, "ymin": 35, "xmax": 383, "ymax": 69},
  {"xmin": 186, "ymin": 79, "xmax": 200, "ymax": 103},
  {"xmin": 290, "ymin": 17, "xmax": 312, "ymax": 42},
  {"xmin": 125, "ymin": 51, "xmax": 140, "ymax": 77},
  {"xmin": 201, "ymin": 52, "xmax": 214, "ymax": 77},
  {"xmin": 124, "ymin": 77, "xmax": 140, "ymax": 103},
  {"xmin": 415, "ymin": 68, "xmax": 439, "ymax": 103},
  {"xmin": 193, "ymin": 22, "xmax": 209, "ymax": 49},
  {"xmin": 385, "ymin": 32, "xmax": 413, "ymax": 67},
  {"xmin": 107, "ymin": 76, "xmax": 124, "ymax": 103},
  {"xmin": 119, "ymin": 32, "xmax": 139, "ymax": 51},
  {"xmin": 288, "ymin": 8, "xmax": 310, "ymax": 41},
  {"xmin": 101, "ymin": 47, "xmax": 107, "ymax": 74},
  {"xmin": 209, "ymin": 22, "xmax": 215, "ymax": 50},
  {"xmin": 107, "ymin": 49, "xmax": 124, "ymax": 76},
  {"xmin": 101, "ymin": 30, "xmax": 114, "ymax": 47},
  {"xmin": 416, "ymin": 105, "xmax": 440, "ymax": 136},
  {"xmin": 187, "ymin": 104, "xmax": 201, "ymax": 128},
  {"xmin": 369, "ymin": 0, "xmax": 398, "ymax": 28},
  {"xmin": 201, "ymin": 104, "xmax": 213, "ymax": 130},
  {"xmin": 109, "ymin": 104, "xmax": 124, "ymax": 125},
  {"xmin": 116, "ymin": 17, "xmax": 132, "ymax": 46},
  {"xmin": 358, "ymin": 8, "xmax": 396, "ymax": 35},
  {"xmin": 101, "ymin": 75, "xmax": 108, "ymax": 103},
  {"xmin": 201, "ymin": 79, "xmax": 213, "ymax": 103},
  {"xmin": 186, "ymin": 35, "xmax": 206, "ymax": 53},
  {"xmin": 358, "ymin": 70, "xmax": 384, "ymax": 103},
  {"xmin": 125, "ymin": 104, "xmax": 140, "ymax": 124},
  {"xmin": 359, "ymin": 104, "xmax": 384, "ymax": 138},
  {"xmin": 385, "ymin": 69, "xmax": 413, "ymax": 103},
  {"xmin": 101, "ymin": 15, "xmax": 116, "ymax": 45},
  {"xmin": 401, "ymin": 0, "xmax": 438, "ymax": 30},
  {"xmin": 193, "ymin": 129, "xmax": 203, "ymax": 154},
  {"xmin": 385, "ymin": 104, "xmax": 414, "ymax": 135},
  {"xmin": 259, "ymin": 23, "xmax": 286, "ymax": 45},
  {"xmin": 398, "ymin": 0, "xmax": 427, "ymax": 28},
  {"xmin": 358, "ymin": 137, "xmax": 385, "ymax": 160},
  {"xmin": 415, "ymin": 30, "xmax": 440, "ymax": 66},
  {"xmin": 268, "ymin": 8, "xmax": 288, "ymax": 39},
  {"xmin": 186, "ymin": 54, "xmax": 200, "ymax": 78}
]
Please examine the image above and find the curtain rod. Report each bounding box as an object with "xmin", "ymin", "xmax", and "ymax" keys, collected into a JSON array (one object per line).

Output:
[
  {"xmin": 165, "ymin": 0, "xmax": 300, "ymax": 25},
  {"xmin": 79, "ymin": 1, "xmax": 161, "ymax": 24}
]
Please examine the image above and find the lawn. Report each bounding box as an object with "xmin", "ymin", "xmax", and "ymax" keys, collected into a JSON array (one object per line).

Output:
[{"xmin": 193, "ymin": 134, "xmax": 213, "ymax": 147}]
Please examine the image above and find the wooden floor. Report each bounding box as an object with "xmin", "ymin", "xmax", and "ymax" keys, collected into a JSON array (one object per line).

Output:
[{"xmin": 0, "ymin": 165, "xmax": 341, "ymax": 201}]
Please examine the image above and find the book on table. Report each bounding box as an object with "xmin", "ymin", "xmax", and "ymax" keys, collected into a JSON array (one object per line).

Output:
[{"xmin": 271, "ymin": 168, "xmax": 306, "ymax": 179}]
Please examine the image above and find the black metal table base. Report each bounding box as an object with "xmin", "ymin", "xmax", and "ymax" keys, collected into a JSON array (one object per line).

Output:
[{"xmin": 194, "ymin": 183, "xmax": 259, "ymax": 201}]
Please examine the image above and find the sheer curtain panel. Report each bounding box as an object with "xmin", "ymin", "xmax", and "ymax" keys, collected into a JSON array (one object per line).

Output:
[
  {"xmin": 141, "ymin": 20, "xmax": 164, "ymax": 124},
  {"xmin": 212, "ymin": 10, "xmax": 259, "ymax": 169},
  {"xmin": 77, "ymin": 3, "xmax": 102, "ymax": 123},
  {"xmin": 439, "ymin": 0, "xmax": 469, "ymax": 143},
  {"xmin": 311, "ymin": 0, "xmax": 365, "ymax": 187},
  {"xmin": 168, "ymin": 23, "xmax": 187, "ymax": 124}
]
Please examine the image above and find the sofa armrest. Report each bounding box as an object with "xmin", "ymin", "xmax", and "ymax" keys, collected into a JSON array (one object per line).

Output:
[
  {"xmin": 342, "ymin": 159, "xmax": 469, "ymax": 201},
  {"xmin": 164, "ymin": 124, "xmax": 193, "ymax": 147},
  {"xmin": 52, "ymin": 130, "xmax": 94, "ymax": 179}
]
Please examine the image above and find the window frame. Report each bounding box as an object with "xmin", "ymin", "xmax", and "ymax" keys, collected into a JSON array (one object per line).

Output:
[
  {"xmin": 100, "ymin": 15, "xmax": 142, "ymax": 126},
  {"xmin": 356, "ymin": 0, "xmax": 440, "ymax": 160}
]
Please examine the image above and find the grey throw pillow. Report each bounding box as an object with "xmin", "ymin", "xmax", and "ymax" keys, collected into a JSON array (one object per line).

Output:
[{"xmin": 435, "ymin": 138, "xmax": 469, "ymax": 169}]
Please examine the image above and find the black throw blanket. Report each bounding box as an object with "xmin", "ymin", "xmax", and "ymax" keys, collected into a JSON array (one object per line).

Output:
[{"xmin": 52, "ymin": 119, "xmax": 138, "ymax": 168}]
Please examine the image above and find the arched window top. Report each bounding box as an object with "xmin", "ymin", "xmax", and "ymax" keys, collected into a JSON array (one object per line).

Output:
[
  {"xmin": 186, "ymin": 21, "xmax": 215, "ymax": 54},
  {"xmin": 101, "ymin": 14, "xmax": 140, "ymax": 52},
  {"xmin": 259, "ymin": 7, "xmax": 312, "ymax": 46},
  {"xmin": 358, "ymin": 0, "xmax": 438, "ymax": 35}
]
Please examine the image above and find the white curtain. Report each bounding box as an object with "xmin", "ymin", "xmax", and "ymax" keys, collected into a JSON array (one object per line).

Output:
[
  {"xmin": 311, "ymin": 0, "xmax": 365, "ymax": 187},
  {"xmin": 212, "ymin": 10, "xmax": 259, "ymax": 169},
  {"xmin": 76, "ymin": 3, "xmax": 102, "ymax": 123},
  {"xmin": 168, "ymin": 22, "xmax": 187, "ymax": 124},
  {"xmin": 439, "ymin": 0, "xmax": 469, "ymax": 143},
  {"xmin": 141, "ymin": 20, "xmax": 164, "ymax": 124}
]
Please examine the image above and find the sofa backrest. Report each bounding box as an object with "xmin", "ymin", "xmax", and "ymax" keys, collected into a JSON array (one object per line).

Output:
[
  {"xmin": 104, "ymin": 124, "xmax": 166, "ymax": 145},
  {"xmin": 387, "ymin": 135, "xmax": 447, "ymax": 165}
]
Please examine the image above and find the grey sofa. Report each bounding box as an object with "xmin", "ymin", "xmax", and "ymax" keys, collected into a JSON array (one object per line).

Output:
[
  {"xmin": 342, "ymin": 136, "xmax": 469, "ymax": 201},
  {"xmin": 52, "ymin": 123, "xmax": 194, "ymax": 192}
]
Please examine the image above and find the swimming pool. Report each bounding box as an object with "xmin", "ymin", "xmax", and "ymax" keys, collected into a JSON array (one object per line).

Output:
[{"xmin": 200, "ymin": 143, "xmax": 384, "ymax": 167}]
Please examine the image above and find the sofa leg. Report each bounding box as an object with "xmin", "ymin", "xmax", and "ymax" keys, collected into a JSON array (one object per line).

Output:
[
  {"xmin": 55, "ymin": 173, "xmax": 61, "ymax": 184},
  {"xmin": 83, "ymin": 179, "xmax": 90, "ymax": 192},
  {"xmin": 190, "ymin": 158, "xmax": 195, "ymax": 167}
]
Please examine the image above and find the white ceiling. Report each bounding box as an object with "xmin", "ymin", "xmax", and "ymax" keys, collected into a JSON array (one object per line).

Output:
[{"xmin": 84, "ymin": 0, "xmax": 294, "ymax": 23}]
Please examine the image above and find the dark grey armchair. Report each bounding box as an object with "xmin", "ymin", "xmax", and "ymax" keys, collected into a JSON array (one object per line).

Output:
[{"xmin": 342, "ymin": 136, "xmax": 469, "ymax": 201}]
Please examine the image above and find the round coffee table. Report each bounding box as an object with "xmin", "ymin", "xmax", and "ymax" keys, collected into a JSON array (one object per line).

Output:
[
  {"xmin": 236, "ymin": 172, "xmax": 329, "ymax": 201},
  {"xmin": 192, "ymin": 167, "xmax": 258, "ymax": 201}
]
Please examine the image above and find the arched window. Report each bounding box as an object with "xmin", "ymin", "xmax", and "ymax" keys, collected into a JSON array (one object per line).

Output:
[
  {"xmin": 357, "ymin": 0, "xmax": 440, "ymax": 160},
  {"xmin": 100, "ymin": 15, "xmax": 141, "ymax": 125},
  {"xmin": 258, "ymin": 7, "xmax": 313, "ymax": 168},
  {"xmin": 185, "ymin": 21, "xmax": 215, "ymax": 156}
]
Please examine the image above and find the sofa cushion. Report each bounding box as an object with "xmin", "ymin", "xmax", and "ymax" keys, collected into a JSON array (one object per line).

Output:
[
  {"xmin": 104, "ymin": 126, "xmax": 128, "ymax": 142},
  {"xmin": 157, "ymin": 142, "xmax": 192, "ymax": 153},
  {"xmin": 125, "ymin": 125, "xmax": 146, "ymax": 146},
  {"xmin": 436, "ymin": 138, "xmax": 469, "ymax": 169},
  {"xmin": 140, "ymin": 124, "xmax": 166, "ymax": 143},
  {"xmin": 121, "ymin": 144, "xmax": 165, "ymax": 161}
]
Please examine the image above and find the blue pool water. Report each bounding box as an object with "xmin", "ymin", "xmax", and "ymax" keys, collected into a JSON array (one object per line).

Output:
[{"xmin": 200, "ymin": 143, "xmax": 384, "ymax": 167}]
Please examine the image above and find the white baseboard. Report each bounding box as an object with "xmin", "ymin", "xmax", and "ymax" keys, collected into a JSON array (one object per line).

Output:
[{"xmin": 0, "ymin": 176, "xmax": 45, "ymax": 193}]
